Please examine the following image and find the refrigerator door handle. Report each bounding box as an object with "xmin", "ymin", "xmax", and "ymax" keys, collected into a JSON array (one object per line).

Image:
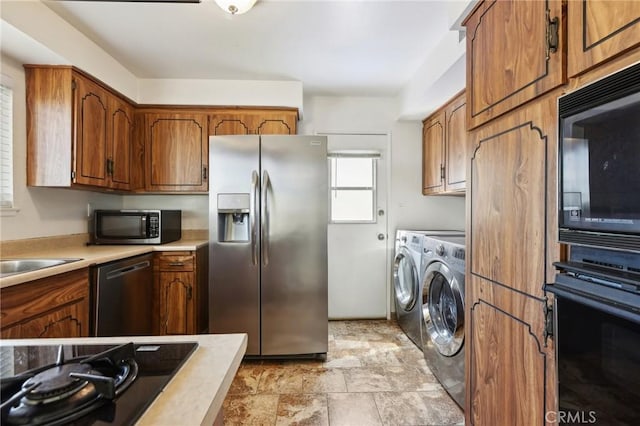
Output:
[
  {"xmin": 250, "ymin": 170, "xmax": 259, "ymax": 265},
  {"xmin": 261, "ymin": 170, "xmax": 270, "ymax": 266}
]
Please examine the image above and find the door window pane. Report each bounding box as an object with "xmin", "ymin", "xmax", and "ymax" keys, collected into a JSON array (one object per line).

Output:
[
  {"xmin": 333, "ymin": 157, "xmax": 373, "ymax": 187},
  {"xmin": 329, "ymin": 155, "xmax": 377, "ymax": 223}
]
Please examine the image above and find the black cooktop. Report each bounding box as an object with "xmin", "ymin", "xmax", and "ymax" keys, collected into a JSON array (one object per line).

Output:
[{"xmin": 0, "ymin": 342, "xmax": 197, "ymax": 426}]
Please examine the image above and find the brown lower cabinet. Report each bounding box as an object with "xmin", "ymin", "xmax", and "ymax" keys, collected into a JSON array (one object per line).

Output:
[
  {"xmin": 154, "ymin": 246, "xmax": 208, "ymax": 335},
  {"xmin": 0, "ymin": 269, "xmax": 90, "ymax": 338},
  {"xmin": 466, "ymin": 91, "xmax": 560, "ymax": 424}
]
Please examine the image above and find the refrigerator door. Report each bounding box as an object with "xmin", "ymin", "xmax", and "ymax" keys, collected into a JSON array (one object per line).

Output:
[
  {"xmin": 260, "ymin": 135, "xmax": 328, "ymax": 355},
  {"xmin": 209, "ymin": 135, "xmax": 261, "ymax": 355}
]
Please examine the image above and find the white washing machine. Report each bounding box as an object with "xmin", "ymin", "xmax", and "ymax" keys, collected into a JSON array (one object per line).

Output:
[
  {"xmin": 421, "ymin": 234, "xmax": 466, "ymax": 408},
  {"xmin": 393, "ymin": 230, "xmax": 464, "ymax": 349}
]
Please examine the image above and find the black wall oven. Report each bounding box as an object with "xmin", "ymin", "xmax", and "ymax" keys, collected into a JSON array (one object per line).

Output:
[
  {"xmin": 549, "ymin": 248, "xmax": 640, "ymax": 425},
  {"xmin": 552, "ymin": 61, "xmax": 640, "ymax": 424}
]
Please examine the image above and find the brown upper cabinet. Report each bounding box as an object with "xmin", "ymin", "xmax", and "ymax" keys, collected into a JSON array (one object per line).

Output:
[
  {"xmin": 422, "ymin": 91, "xmax": 466, "ymax": 195},
  {"xmin": 142, "ymin": 112, "xmax": 209, "ymax": 192},
  {"xmin": 26, "ymin": 66, "xmax": 298, "ymax": 193},
  {"xmin": 464, "ymin": 0, "xmax": 565, "ymax": 129},
  {"xmin": 209, "ymin": 108, "xmax": 298, "ymax": 135},
  {"xmin": 26, "ymin": 66, "xmax": 134, "ymax": 190},
  {"xmin": 567, "ymin": 0, "xmax": 640, "ymax": 77}
]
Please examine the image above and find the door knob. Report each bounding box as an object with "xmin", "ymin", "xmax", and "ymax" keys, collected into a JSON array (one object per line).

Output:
[{"xmin": 377, "ymin": 233, "xmax": 385, "ymax": 240}]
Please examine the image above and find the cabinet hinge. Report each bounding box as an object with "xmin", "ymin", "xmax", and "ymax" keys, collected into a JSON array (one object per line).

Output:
[
  {"xmin": 202, "ymin": 166, "xmax": 208, "ymax": 180},
  {"xmin": 71, "ymin": 171, "xmax": 76, "ymax": 180},
  {"xmin": 545, "ymin": 10, "xmax": 559, "ymax": 60},
  {"xmin": 543, "ymin": 303, "xmax": 554, "ymax": 345}
]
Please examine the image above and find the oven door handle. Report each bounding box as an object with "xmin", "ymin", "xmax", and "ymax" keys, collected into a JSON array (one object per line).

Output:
[{"xmin": 547, "ymin": 281, "xmax": 640, "ymax": 325}]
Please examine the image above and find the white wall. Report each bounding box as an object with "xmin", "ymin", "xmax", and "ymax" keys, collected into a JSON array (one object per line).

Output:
[
  {"xmin": 301, "ymin": 95, "xmax": 465, "ymax": 235},
  {"xmin": 137, "ymin": 79, "xmax": 303, "ymax": 113},
  {"xmin": 301, "ymin": 95, "xmax": 465, "ymax": 316},
  {"xmin": 0, "ymin": 55, "xmax": 123, "ymax": 242}
]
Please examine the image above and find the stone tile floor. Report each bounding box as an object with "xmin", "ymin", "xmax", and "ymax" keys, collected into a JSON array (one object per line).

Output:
[{"xmin": 222, "ymin": 320, "xmax": 464, "ymax": 425}]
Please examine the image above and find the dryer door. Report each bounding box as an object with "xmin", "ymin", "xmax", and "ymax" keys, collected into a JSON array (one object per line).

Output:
[
  {"xmin": 393, "ymin": 247, "xmax": 418, "ymax": 312},
  {"xmin": 422, "ymin": 261, "xmax": 464, "ymax": 356}
]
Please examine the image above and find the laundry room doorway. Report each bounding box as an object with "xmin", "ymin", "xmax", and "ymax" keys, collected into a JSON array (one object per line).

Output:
[{"xmin": 321, "ymin": 133, "xmax": 389, "ymax": 319}]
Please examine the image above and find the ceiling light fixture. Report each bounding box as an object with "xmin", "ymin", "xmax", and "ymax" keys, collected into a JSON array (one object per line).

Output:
[{"xmin": 214, "ymin": 0, "xmax": 257, "ymax": 15}]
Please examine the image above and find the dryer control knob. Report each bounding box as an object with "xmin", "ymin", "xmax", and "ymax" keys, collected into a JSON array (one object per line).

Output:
[{"xmin": 436, "ymin": 244, "xmax": 446, "ymax": 256}]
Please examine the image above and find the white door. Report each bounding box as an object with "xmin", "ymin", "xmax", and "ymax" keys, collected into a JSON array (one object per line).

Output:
[{"xmin": 322, "ymin": 133, "xmax": 389, "ymax": 319}]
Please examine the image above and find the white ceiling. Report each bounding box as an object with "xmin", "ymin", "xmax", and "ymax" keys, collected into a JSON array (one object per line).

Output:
[{"xmin": 40, "ymin": 0, "xmax": 465, "ymax": 97}]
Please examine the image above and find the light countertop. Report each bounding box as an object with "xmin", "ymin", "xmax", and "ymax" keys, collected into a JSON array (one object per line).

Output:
[
  {"xmin": 0, "ymin": 333, "xmax": 247, "ymax": 426},
  {"xmin": 0, "ymin": 238, "xmax": 209, "ymax": 288}
]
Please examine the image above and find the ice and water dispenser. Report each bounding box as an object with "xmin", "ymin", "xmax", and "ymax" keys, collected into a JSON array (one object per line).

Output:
[{"xmin": 217, "ymin": 193, "xmax": 250, "ymax": 242}]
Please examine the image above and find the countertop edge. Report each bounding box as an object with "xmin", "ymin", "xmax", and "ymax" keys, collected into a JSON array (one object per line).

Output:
[{"xmin": 0, "ymin": 239, "xmax": 209, "ymax": 288}]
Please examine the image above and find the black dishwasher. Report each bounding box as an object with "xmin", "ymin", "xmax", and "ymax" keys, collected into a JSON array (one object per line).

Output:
[{"xmin": 92, "ymin": 253, "xmax": 153, "ymax": 336}]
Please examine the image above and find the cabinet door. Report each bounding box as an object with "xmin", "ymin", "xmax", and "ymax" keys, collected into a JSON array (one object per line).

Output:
[
  {"xmin": 2, "ymin": 302, "xmax": 87, "ymax": 338},
  {"xmin": 159, "ymin": 272, "xmax": 194, "ymax": 335},
  {"xmin": 109, "ymin": 97, "xmax": 134, "ymax": 190},
  {"xmin": 464, "ymin": 0, "xmax": 565, "ymax": 129},
  {"xmin": 145, "ymin": 113, "xmax": 208, "ymax": 192},
  {"xmin": 568, "ymin": 0, "xmax": 640, "ymax": 77},
  {"xmin": 25, "ymin": 66, "xmax": 74, "ymax": 187},
  {"xmin": 445, "ymin": 93, "xmax": 467, "ymax": 192},
  {"xmin": 0, "ymin": 269, "xmax": 90, "ymax": 339},
  {"xmin": 209, "ymin": 114, "xmax": 252, "ymax": 135},
  {"xmin": 466, "ymin": 93, "xmax": 560, "ymax": 423},
  {"xmin": 422, "ymin": 111, "xmax": 445, "ymax": 194},
  {"xmin": 74, "ymin": 75, "xmax": 109, "ymax": 187},
  {"xmin": 254, "ymin": 111, "xmax": 297, "ymax": 134}
]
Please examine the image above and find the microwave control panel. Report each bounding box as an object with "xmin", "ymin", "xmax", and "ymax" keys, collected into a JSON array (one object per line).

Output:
[{"xmin": 149, "ymin": 214, "xmax": 160, "ymax": 237}]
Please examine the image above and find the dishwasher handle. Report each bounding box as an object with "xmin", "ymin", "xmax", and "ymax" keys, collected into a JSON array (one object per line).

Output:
[{"xmin": 105, "ymin": 260, "xmax": 151, "ymax": 280}]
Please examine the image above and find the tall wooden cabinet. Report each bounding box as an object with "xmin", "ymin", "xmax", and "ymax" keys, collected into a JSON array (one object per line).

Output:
[
  {"xmin": 567, "ymin": 0, "xmax": 640, "ymax": 77},
  {"xmin": 466, "ymin": 93, "xmax": 559, "ymax": 424},
  {"xmin": 463, "ymin": 0, "xmax": 640, "ymax": 423},
  {"xmin": 422, "ymin": 91, "xmax": 466, "ymax": 195},
  {"xmin": 142, "ymin": 112, "xmax": 209, "ymax": 192},
  {"xmin": 26, "ymin": 66, "xmax": 135, "ymax": 190},
  {"xmin": 0, "ymin": 269, "xmax": 90, "ymax": 339}
]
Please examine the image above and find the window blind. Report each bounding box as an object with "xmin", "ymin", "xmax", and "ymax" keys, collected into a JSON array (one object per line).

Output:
[{"xmin": 0, "ymin": 84, "xmax": 13, "ymax": 208}]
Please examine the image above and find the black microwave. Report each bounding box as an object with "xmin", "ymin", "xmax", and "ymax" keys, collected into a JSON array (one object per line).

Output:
[
  {"xmin": 558, "ymin": 61, "xmax": 640, "ymax": 253},
  {"xmin": 93, "ymin": 210, "xmax": 181, "ymax": 245}
]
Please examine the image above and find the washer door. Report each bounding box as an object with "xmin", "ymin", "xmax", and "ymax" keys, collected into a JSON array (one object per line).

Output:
[
  {"xmin": 393, "ymin": 247, "xmax": 418, "ymax": 312},
  {"xmin": 422, "ymin": 261, "xmax": 464, "ymax": 356}
]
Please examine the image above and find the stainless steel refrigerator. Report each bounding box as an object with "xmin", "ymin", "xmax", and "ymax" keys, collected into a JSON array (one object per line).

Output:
[{"xmin": 209, "ymin": 135, "xmax": 328, "ymax": 356}]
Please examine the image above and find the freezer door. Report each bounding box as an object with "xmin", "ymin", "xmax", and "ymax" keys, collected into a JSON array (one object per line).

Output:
[
  {"xmin": 209, "ymin": 135, "xmax": 261, "ymax": 355},
  {"xmin": 260, "ymin": 135, "xmax": 328, "ymax": 355}
]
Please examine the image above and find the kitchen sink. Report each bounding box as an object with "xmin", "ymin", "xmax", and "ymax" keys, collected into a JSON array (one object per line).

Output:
[{"xmin": 0, "ymin": 258, "xmax": 82, "ymax": 278}]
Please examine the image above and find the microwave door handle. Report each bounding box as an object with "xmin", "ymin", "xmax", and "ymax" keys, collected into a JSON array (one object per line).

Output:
[
  {"xmin": 140, "ymin": 216, "xmax": 147, "ymax": 238},
  {"xmin": 250, "ymin": 170, "xmax": 259, "ymax": 265}
]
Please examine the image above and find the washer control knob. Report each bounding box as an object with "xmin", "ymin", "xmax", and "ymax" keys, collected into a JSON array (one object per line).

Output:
[{"xmin": 436, "ymin": 244, "xmax": 446, "ymax": 257}]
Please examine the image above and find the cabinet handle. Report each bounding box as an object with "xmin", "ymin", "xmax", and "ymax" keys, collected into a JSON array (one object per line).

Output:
[
  {"xmin": 440, "ymin": 164, "xmax": 445, "ymax": 181},
  {"xmin": 187, "ymin": 286, "xmax": 193, "ymax": 300},
  {"xmin": 546, "ymin": 10, "xmax": 559, "ymax": 60},
  {"xmin": 202, "ymin": 166, "xmax": 208, "ymax": 180},
  {"xmin": 168, "ymin": 261, "xmax": 185, "ymax": 267}
]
